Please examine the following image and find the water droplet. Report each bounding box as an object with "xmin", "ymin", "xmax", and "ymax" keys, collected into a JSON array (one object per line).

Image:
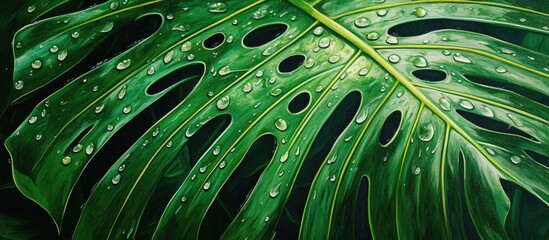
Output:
[
  {"xmin": 110, "ymin": 1, "xmax": 119, "ymax": 10},
  {"xmin": 479, "ymin": 105, "xmax": 494, "ymax": 117},
  {"xmin": 252, "ymin": 8, "xmax": 267, "ymax": 19},
  {"xmin": 27, "ymin": 4, "xmax": 36, "ymax": 13},
  {"xmin": 117, "ymin": 59, "xmax": 131, "ymax": 70},
  {"xmin": 213, "ymin": 146, "xmax": 221, "ymax": 156},
  {"xmin": 485, "ymin": 147, "xmax": 495, "ymax": 155},
  {"xmin": 313, "ymin": 26, "xmax": 324, "ymax": 35},
  {"xmin": 510, "ymin": 155, "xmax": 521, "ymax": 164},
  {"xmin": 163, "ymin": 50, "xmax": 174, "ymax": 64},
  {"xmin": 118, "ymin": 85, "xmax": 127, "ymax": 99},
  {"xmin": 118, "ymin": 164, "xmax": 126, "ymax": 172},
  {"xmin": 397, "ymin": 91, "xmax": 403, "ymax": 98},
  {"xmin": 203, "ymin": 181, "xmax": 211, "ymax": 190},
  {"xmin": 34, "ymin": 134, "xmax": 43, "ymax": 141},
  {"xmin": 280, "ymin": 151, "xmax": 289, "ymax": 163},
  {"xmin": 172, "ymin": 23, "xmax": 190, "ymax": 32},
  {"xmin": 166, "ymin": 141, "xmax": 173, "ymax": 148},
  {"xmin": 303, "ymin": 58, "xmax": 315, "ymax": 69},
  {"xmin": 181, "ymin": 41, "xmax": 192, "ymax": 52},
  {"xmin": 354, "ymin": 17, "xmax": 371, "ymax": 28},
  {"xmin": 274, "ymin": 118, "xmax": 288, "ymax": 131},
  {"xmin": 442, "ymin": 50, "xmax": 451, "ymax": 56},
  {"xmin": 453, "ymin": 53, "xmax": 472, "ymax": 64},
  {"xmin": 413, "ymin": 7, "xmax": 427, "ymax": 17},
  {"xmin": 507, "ymin": 113, "xmax": 523, "ymax": 127},
  {"xmin": 330, "ymin": 175, "xmax": 337, "ymax": 182},
  {"xmin": 216, "ymin": 96, "xmax": 230, "ymax": 110},
  {"xmin": 31, "ymin": 59, "xmax": 42, "ymax": 69},
  {"xmin": 414, "ymin": 167, "xmax": 421, "ymax": 175},
  {"xmin": 101, "ymin": 22, "xmax": 114, "ymax": 33},
  {"xmin": 14, "ymin": 80, "xmax": 23, "ymax": 90},
  {"xmin": 459, "ymin": 100, "xmax": 474, "ymax": 110},
  {"xmin": 242, "ymin": 82, "xmax": 253, "ymax": 93},
  {"xmin": 495, "ymin": 66, "xmax": 507, "ymax": 73},
  {"xmin": 388, "ymin": 54, "xmax": 400, "ymax": 63},
  {"xmin": 95, "ymin": 104, "xmax": 105, "ymax": 114},
  {"xmin": 417, "ymin": 122, "xmax": 435, "ymax": 142},
  {"xmin": 181, "ymin": 196, "xmax": 187, "ymax": 203},
  {"xmin": 218, "ymin": 66, "xmax": 231, "ymax": 76},
  {"xmin": 270, "ymin": 88, "xmax": 282, "ymax": 97},
  {"xmin": 386, "ymin": 36, "xmax": 399, "ymax": 45},
  {"xmin": 166, "ymin": 13, "xmax": 174, "ymax": 20},
  {"xmin": 411, "ymin": 56, "xmax": 428, "ymax": 68},
  {"xmin": 328, "ymin": 55, "xmax": 341, "ymax": 63},
  {"xmin": 318, "ymin": 37, "xmax": 331, "ymax": 48},
  {"xmin": 49, "ymin": 45, "xmax": 59, "ymax": 53},
  {"xmin": 269, "ymin": 183, "xmax": 281, "ymax": 198},
  {"xmin": 122, "ymin": 105, "xmax": 132, "ymax": 114},
  {"xmin": 185, "ymin": 53, "xmax": 195, "ymax": 61},
  {"xmin": 107, "ymin": 125, "xmax": 114, "ymax": 131},
  {"xmin": 58, "ymin": 156, "xmax": 72, "ymax": 166},
  {"xmin": 366, "ymin": 32, "xmax": 380, "ymax": 40},
  {"xmin": 226, "ymin": 35, "xmax": 234, "ymax": 43},
  {"xmin": 438, "ymin": 97, "xmax": 451, "ymax": 111},
  {"xmin": 57, "ymin": 50, "xmax": 68, "ymax": 61},
  {"xmin": 519, "ymin": 18, "xmax": 526, "ymax": 23},
  {"xmin": 28, "ymin": 116, "xmax": 38, "ymax": 124},
  {"xmin": 219, "ymin": 161, "xmax": 226, "ymax": 169},
  {"xmin": 86, "ymin": 143, "xmax": 94, "ymax": 155},
  {"xmin": 199, "ymin": 165, "xmax": 208, "ymax": 173},
  {"xmin": 71, "ymin": 32, "xmax": 80, "ymax": 39},
  {"xmin": 315, "ymin": 85, "xmax": 324, "ymax": 92},
  {"xmin": 377, "ymin": 9, "xmax": 387, "ymax": 16},
  {"xmin": 92, "ymin": 85, "xmax": 99, "ymax": 92},
  {"xmin": 264, "ymin": 216, "xmax": 270, "ymax": 222},
  {"xmin": 73, "ymin": 144, "xmax": 83, "ymax": 153},
  {"xmin": 112, "ymin": 173, "xmax": 121, "ymax": 185},
  {"xmin": 209, "ymin": 2, "xmax": 228, "ymax": 13},
  {"xmin": 327, "ymin": 155, "xmax": 337, "ymax": 164},
  {"xmin": 232, "ymin": 19, "xmax": 238, "ymax": 25}
]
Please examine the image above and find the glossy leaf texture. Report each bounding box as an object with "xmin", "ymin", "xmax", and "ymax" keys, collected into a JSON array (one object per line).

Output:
[{"xmin": 5, "ymin": 0, "xmax": 549, "ymax": 239}]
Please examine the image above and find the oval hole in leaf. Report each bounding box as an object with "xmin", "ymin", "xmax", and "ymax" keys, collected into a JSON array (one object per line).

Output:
[
  {"xmin": 279, "ymin": 91, "xmax": 361, "ymax": 238},
  {"xmin": 203, "ymin": 33, "xmax": 225, "ymax": 49},
  {"xmin": 288, "ymin": 92, "xmax": 310, "ymax": 114},
  {"xmin": 199, "ymin": 134, "xmax": 277, "ymax": 240},
  {"xmin": 464, "ymin": 75, "xmax": 548, "ymax": 107},
  {"xmin": 137, "ymin": 114, "xmax": 232, "ymax": 239},
  {"xmin": 146, "ymin": 63, "xmax": 205, "ymax": 95},
  {"xmin": 388, "ymin": 19, "xmax": 546, "ymax": 52},
  {"xmin": 456, "ymin": 109, "xmax": 538, "ymax": 142},
  {"xmin": 412, "ymin": 69, "xmax": 447, "ymax": 82},
  {"xmin": 243, "ymin": 23, "xmax": 288, "ymax": 48},
  {"xmin": 355, "ymin": 176, "xmax": 372, "ymax": 239},
  {"xmin": 523, "ymin": 149, "xmax": 549, "ymax": 168},
  {"xmin": 279, "ymin": 55, "xmax": 305, "ymax": 73},
  {"xmin": 379, "ymin": 111, "xmax": 402, "ymax": 146}
]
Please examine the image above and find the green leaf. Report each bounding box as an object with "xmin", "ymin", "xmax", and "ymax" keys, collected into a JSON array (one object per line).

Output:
[{"xmin": 5, "ymin": 0, "xmax": 548, "ymax": 239}]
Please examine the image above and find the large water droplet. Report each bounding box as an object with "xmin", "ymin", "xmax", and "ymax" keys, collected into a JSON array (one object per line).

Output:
[
  {"xmin": 313, "ymin": 26, "xmax": 324, "ymax": 35},
  {"xmin": 386, "ymin": 36, "xmax": 399, "ymax": 45},
  {"xmin": 274, "ymin": 118, "xmax": 288, "ymax": 131},
  {"xmin": 216, "ymin": 96, "xmax": 230, "ymax": 110},
  {"xmin": 14, "ymin": 80, "xmax": 24, "ymax": 90},
  {"xmin": 318, "ymin": 37, "xmax": 331, "ymax": 48},
  {"xmin": 31, "ymin": 59, "xmax": 42, "ymax": 69},
  {"xmin": 367, "ymin": 32, "xmax": 380, "ymax": 40},
  {"xmin": 269, "ymin": 183, "xmax": 281, "ymax": 198},
  {"xmin": 57, "ymin": 50, "xmax": 68, "ymax": 61},
  {"xmin": 86, "ymin": 143, "xmax": 95, "ymax": 155},
  {"xmin": 270, "ymin": 88, "xmax": 282, "ymax": 97},
  {"xmin": 49, "ymin": 45, "xmax": 59, "ymax": 53},
  {"xmin": 242, "ymin": 82, "xmax": 253, "ymax": 93},
  {"xmin": 218, "ymin": 66, "xmax": 231, "ymax": 76},
  {"xmin": 112, "ymin": 173, "xmax": 121, "ymax": 185},
  {"xmin": 377, "ymin": 9, "xmax": 388, "ymax": 16},
  {"xmin": 209, "ymin": 2, "xmax": 228, "ymax": 13},
  {"xmin": 118, "ymin": 164, "xmax": 126, "ymax": 172},
  {"xmin": 163, "ymin": 50, "xmax": 174, "ymax": 64},
  {"xmin": 328, "ymin": 55, "xmax": 341, "ymax": 63},
  {"xmin": 280, "ymin": 151, "xmax": 289, "ymax": 163},
  {"xmin": 354, "ymin": 17, "xmax": 371, "ymax": 28},
  {"xmin": 459, "ymin": 100, "xmax": 474, "ymax": 110},
  {"xmin": 304, "ymin": 58, "xmax": 315, "ymax": 69},
  {"xmin": 62, "ymin": 156, "xmax": 72, "ymax": 165},
  {"xmin": 213, "ymin": 145, "xmax": 221, "ymax": 156},
  {"xmin": 118, "ymin": 85, "xmax": 127, "ymax": 99},
  {"xmin": 110, "ymin": 1, "xmax": 119, "ymax": 10},
  {"xmin": 388, "ymin": 54, "xmax": 400, "ymax": 63},
  {"xmin": 495, "ymin": 66, "xmax": 507, "ymax": 73},
  {"xmin": 479, "ymin": 105, "xmax": 494, "ymax": 117},
  {"xmin": 356, "ymin": 107, "xmax": 368, "ymax": 124},
  {"xmin": 95, "ymin": 104, "xmax": 105, "ymax": 114},
  {"xmin": 117, "ymin": 59, "xmax": 131, "ymax": 70},
  {"xmin": 414, "ymin": 166, "xmax": 421, "ymax": 175},
  {"xmin": 28, "ymin": 116, "xmax": 38, "ymax": 124},
  {"xmin": 507, "ymin": 113, "xmax": 523, "ymax": 127},
  {"xmin": 411, "ymin": 56, "xmax": 428, "ymax": 68},
  {"xmin": 252, "ymin": 8, "xmax": 267, "ymax": 19},
  {"xmin": 123, "ymin": 105, "xmax": 132, "ymax": 114},
  {"xmin": 453, "ymin": 53, "xmax": 472, "ymax": 64},
  {"xmin": 413, "ymin": 7, "xmax": 427, "ymax": 17},
  {"xmin": 73, "ymin": 144, "xmax": 83, "ymax": 153},
  {"xmin": 438, "ymin": 97, "xmax": 451, "ymax": 111},
  {"xmin": 417, "ymin": 122, "xmax": 434, "ymax": 142},
  {"xmin": 510, "ymin": 155, "xmax": 521, "ymax": 164},
  {"xmin": 27, "ymin": 4, "xmax": 36, "ymax": 13},
  {"xmin": 203, "ymin": 181, "xmax": 211, "ymax": 190},
  {"xmin": 181, "ymin": 41, "xmax": 192, "ymax": 52}
]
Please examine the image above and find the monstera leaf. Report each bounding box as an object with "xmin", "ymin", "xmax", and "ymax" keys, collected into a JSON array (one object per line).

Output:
[{"xmin": 4, "ymin": 0, "xmax": 548, "ymax": 239}]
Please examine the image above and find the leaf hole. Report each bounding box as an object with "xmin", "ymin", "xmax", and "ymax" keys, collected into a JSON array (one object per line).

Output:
[
  {"xmin": 280, "ymin": 91, "xmax": 361, "ymax": 238},
  {"xmin": 456, "ymin": 110, "xmax": 538, "ymax": 142},
  {"xmin": 199, "ymin": 134, "xmax": 277, "ymax": 240},
  {"xmin": 288, "ymin": 92, "xmax": 310, "ymax": 114},
  {"xmin": 523, "ymin": 149, "xmax": 549, "ymax": 168},
  {"xmin": 278, "ymin": 55, "xmax": 305, "ymax": 73},
  {"xmin": 243, "ymin": 23, "xmax": 288, "ymax": 48},
  {"xmin": 203, "ymin": 33, "xmax": 225, "ymax": 49},
  {"xmin": 464, "ymin": 75, "xmax": 548, "ymax": 107},
  {"xmin": 146, "ymin": 63, "xmax": 205, "ymax": 95},
  {"xmin": 379, "ymin": 111, "xmax": 402, "ymax": 146},
  {"xmin": 388, "ymin": 19, "xmax": 547, "ymax": 52},
  {"xmin": 355, "ymin": 176, "xmax": 372, "ymax": 239},
  {"xmin": 412, "ymin": 69, "xmax": 447, "ymax": 82}
]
